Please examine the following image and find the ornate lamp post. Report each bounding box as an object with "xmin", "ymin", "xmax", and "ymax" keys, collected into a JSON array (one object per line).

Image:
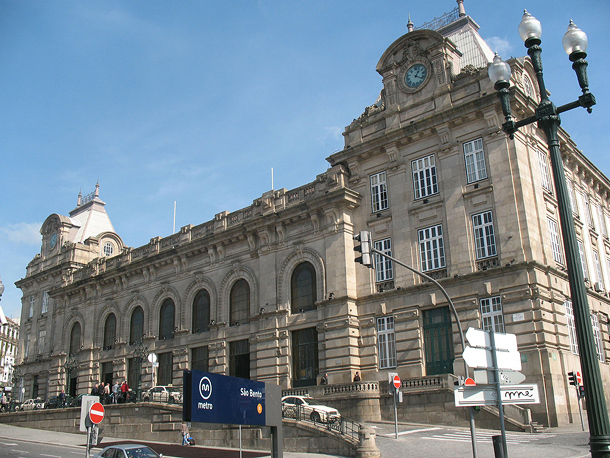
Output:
[
  {"xmin": 489, "ymin": 11, "xmax": 609, "ymax": 458},
  {"xmin": 63, "ymin": 355, "xmax": 78, "ymax": 397},
  {"xmin": 133, "ymin": 341, "xmax": 149, "ymax": 402},
  {"xmin": 10, "ymin": 365, "xmax": 22, "ymax": 410}
]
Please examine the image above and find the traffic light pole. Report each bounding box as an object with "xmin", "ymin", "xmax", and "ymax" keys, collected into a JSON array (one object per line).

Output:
[{"xmin": 366, "ymin": 246, "xmax": 478, "ymax": 458}]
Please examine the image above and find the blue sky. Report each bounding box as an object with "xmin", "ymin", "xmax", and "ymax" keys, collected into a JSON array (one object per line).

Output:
[{"xmin": 1, "ymin": 0, "xmax": 608, "ymax": 320}]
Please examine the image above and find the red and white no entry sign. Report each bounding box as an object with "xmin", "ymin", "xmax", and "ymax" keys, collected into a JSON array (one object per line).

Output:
[
  {"xmin": 393, "ymin": 375, "xmax": 401, "ymax": 389},
  {"xmin": 89, "ymin": 402, "xmax": 105, "ymax": 424}
]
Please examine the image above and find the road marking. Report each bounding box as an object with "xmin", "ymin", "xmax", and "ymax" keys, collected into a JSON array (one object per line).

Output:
[
  {"xmin": 0, "ymin": 441, "xmax": 18, "ymax": 445},
  {"xmin": 383, "ymin": 427, "xmax": 442, "ymax": 437},
  {"xmin": 41, "ymin": 455, "xmax": 62, "ymax": 458}
]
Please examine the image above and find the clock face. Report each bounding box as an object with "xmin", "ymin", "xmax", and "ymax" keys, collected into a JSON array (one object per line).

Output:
[
  {"xmin": 405, "ymin": 63, "xmax": 428, "ymax": 88},
  {"xmin": 49, "ymin": 233, "xmax": 57, "ymax": 250}
]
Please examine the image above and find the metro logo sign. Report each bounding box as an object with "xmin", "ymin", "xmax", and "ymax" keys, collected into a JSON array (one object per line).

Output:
[{"xmin": 184, "ymin": 370, "xmax": 266, "ymax": 426}]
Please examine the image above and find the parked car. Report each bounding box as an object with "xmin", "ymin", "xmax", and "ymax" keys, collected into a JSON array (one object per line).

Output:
[
  {"xmin": 19, "ymin": 398, "xmax": 45, "ymax": 411},
  {"xmin": 93, "ymin": 444, "xmax": 162, "ymax": 458},
  {"xmin": 281, "ymin": 395, "xmax": 340, "ymax": 423},
  {"xmin": 142, "ymin": 385, "xmax": 182, "ymax": 404}
]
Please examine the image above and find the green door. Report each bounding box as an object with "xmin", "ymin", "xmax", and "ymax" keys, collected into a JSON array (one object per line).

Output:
[{"xmin": 423, "ymin": 307, "xmax": 454, "ymax": 375}]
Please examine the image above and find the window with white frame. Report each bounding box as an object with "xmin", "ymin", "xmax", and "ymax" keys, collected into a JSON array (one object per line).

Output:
[
  {"xmin": 537, "ymin": 149, "xmax": 552, "ymax": 192},
  {"xmin": 370, "ymin": 171, "xmax": 389, "ymax": 213},
  {"xmin": 374, "ymin": 238, "xmax": 393, "ymax": 283},
  {"xmin": 578, "ymin": 240, "xmax": 589, "ymax": 279},
  {"xmin": 418, "ymin": 224, "xmax": 445, "ymax": 272},
  {"xmin": 583, "ymin": 194, "xmax": 594, "ymax": 228},
  {"xmin": 38, "ymin": 330, "xmax": 46, "ymax": 355},
  {"xmin": 28, "ymin": 296, "xmax": 34, "ymax": 319},
  {"xmin": 597, "ymin": 205, "xmax": 608, "ymax": 238},
  {"xmin": 564, "ymin": 300, "xmax": 579, "ymax": 355},
  {"xmin": 463, "ymin": 138, "xmax": 487, "ymax": 183},
  {"xmin": 103, "ymin": 242, "xmax": 114, "ymax": 257},
  {"xmin": 567, "ymin": 180, "xmax": 578, "ymax": 215},
  {"xmin": 24, "ymin": 334, "xmax": 30, "ymax": 358},
  {"xmin": 41, "ymin": 291, "xmax": 49, "ymax": 314},
  {"xmin": 412, "ymin": 155, "xmax": 438, "ymax": 200},
  {"xmin": 591, "ymin": 314, "xmax": 605, "ymax": 363},
  {"xmin": 377, "ymin": 316, "xmax": 397, "ymax": 369},
  {"xmin": 472, "ymin": 211, "xmax": 497, "ymax": 259},
  {"xmin": 593, "ymin": 251, "xmax": 604, "ymax": 289},
  {"xmin": 480, "ymin": 296, "xmax": 505, "ymax": 333},
  {"xmin": 548, "ymin": 218, "xmax": 563, "ymax": 264}
]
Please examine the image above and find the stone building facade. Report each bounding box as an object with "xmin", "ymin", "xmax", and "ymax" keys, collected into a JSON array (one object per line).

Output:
[{"xmin": 14, "ymin": 5, "xmax": 610, "ymax": 427}]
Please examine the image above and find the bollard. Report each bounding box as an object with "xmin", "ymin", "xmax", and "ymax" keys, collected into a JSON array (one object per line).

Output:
[
  {"xmin": 355, "ymin": 425, "xmax": 380, "ymax": 458},
  {"xmin": 492, "ymin": 435, "xmax": 505, "ymax": 458}
]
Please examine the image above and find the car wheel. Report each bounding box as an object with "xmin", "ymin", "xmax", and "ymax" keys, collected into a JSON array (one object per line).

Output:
[{"xmin": 310, "ymin": 411, "xmax": 321, "ymax": 423}]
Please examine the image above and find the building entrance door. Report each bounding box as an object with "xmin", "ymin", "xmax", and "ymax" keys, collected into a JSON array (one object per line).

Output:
[{"xmin": 423, "ymin": 306, "xmax": 454, "ymax": 375}]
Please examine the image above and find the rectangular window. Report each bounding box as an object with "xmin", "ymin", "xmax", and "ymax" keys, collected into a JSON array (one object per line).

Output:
[
  {"xmin": 412, "ymin": 155, "xmax": 438, "ymax": 199},
  {"xmin": 593, "ymin": 251, "xmax": 604, "ymax": 289},
  {"xmin": 566, "ymin": 299, "xmax": 585, "ymax": 355},
  {"xmin": 374, "ymin": 238, "xmax": 393, "ymax": 282},
  {"xmin": 24, "ymin": 334, "xmax": 30, "ymax": 358},
  {"xmin": 37, "ymin": 330, "xmax": 46, "ymax": 355},
  {"xmin": 463, "ymin": 138, "xmax": 487, "ymax": 183},
  {"xmin": 370, "ymin": 171, "xmax": 389, "ymax": 213},
  {"xmin": 578, "ymin": 240, "xmax": 589, "ymax": 279},
  {"xmin": 548, "ymin": 218, "xmax": 563, "ymax": 264},
  {"xmin": 28, "ymin": 297, "xmax": 34, "ymax": 319},
  {"xmin": 41, "ymin": 292, "xmax": 49, "ymax": 315},
  {"xmin": 584, "ymin": 194, "xmax": 594, "ymax": 228},
  {"xmin": 229, "ymin": 339, "xmax": 250, "ymax": 380},
  {"xmin": 191, "ymin": 346, "xmax": 209, "ymax": 372},
  {"xmin": 567, "ymin": 180, "xmax": 578, "ymax": 215},
  {"xmin": 377, "ymin": 316, "xmax": 397, "ymax": 369},
  {"xmin": 157, "ymin": 352, "xmax": 173, "ymax": 386},
  {"xmin": 480, "ymin": 296, "xmax": 505, "ymax": 333},
  {"xmin": 291, "ymin": 328, "xmax": 319, "ymax": 388},
  {"xmin": 418, "ymin": 224, "xmax": 445, "ymax": 272},
  {"xmin": 537, "ymin": 149, "xmax": 552, "ymax": 192},
  {"xmin": 597, "ymin": 205, "xmax": 608, "ymax": 238},
  {"xmin": 473, "ymin": 211, "xmax": 497, "ymax": 259},
  {"xmin": 591, "ymin": 314, "xmax": 605, "ymax": 363}
]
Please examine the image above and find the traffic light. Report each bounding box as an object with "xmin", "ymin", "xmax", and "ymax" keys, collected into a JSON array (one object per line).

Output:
[
  {"xmin": 568, "ymin": 371, "xmax": 578, "ymax": 386},
  {"xmin": 354, "ymin": 231, "xmax": 373, "ymax": 268},
  {"xmin": 579, "ymin": 386, "xmax": 585, "ymax": 398}
]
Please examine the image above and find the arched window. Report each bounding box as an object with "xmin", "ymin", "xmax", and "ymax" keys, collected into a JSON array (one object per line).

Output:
[
  {"xmin": 69, "ymin": 322, "xmax": 81, "ymax": 356},
  {"xmin": 130, "ymin": 307, "xmax": 144, "ymax": 345},
  {"xmin": 291, "ymin": 262, "xmax": 317, "ymax": 313},
  {"xmin": 103, "ymin": 313, "xmax": 116, "ymax": 350},
  {"xmin": 230, "ymin": 280, "xmax": 249, "ymax": 326},
  {"xmin": 192, "ymin": 290, "xmax": 210, "ymax": 334},
  {"xmin": 159, "ymin": 299, "xmax": 175, "ymax": 340}
]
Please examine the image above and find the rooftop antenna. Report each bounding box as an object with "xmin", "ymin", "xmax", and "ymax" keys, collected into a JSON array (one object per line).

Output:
[{"xmin": 173, "ymin": 201, "xmax": 176, "ymax": 234}]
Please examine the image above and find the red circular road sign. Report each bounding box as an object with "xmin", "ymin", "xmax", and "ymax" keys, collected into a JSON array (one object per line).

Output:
[
  {"xmin": 89, "ymin": 402, "xmax": 105, "ymax": 424},
  {"xmin": 393, "ymin": 375, "xmax": 401, "ymax": 389}
]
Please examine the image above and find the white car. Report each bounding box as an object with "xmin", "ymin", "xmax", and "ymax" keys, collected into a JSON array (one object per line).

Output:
[
  {"xmin": 19, "ymin": 398, "xmax": 45, "ymax": 411},
  {"xmin": 281, "ymin": 395, "xmax": 340, "ymax": 423},
  {"xmin": 142, "ymin": 385, "xmax": 182, "ymax": 404}
]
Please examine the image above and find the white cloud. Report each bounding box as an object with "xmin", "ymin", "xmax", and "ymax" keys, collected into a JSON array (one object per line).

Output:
[
  {"xmin": 485, "ymin": 36, "xmax": 513, "ymax": 58},
  {"xmin": 0, "ymin": 223, "xmax": 42, "ymax": 245}
]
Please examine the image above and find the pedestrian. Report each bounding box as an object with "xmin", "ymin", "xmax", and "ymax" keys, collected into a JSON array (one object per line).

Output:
[
  {"xmin": 91, "ymin": 383, "xmax": 99, "ymax": 396},
  {"xmin": 103, "ymin": 382, "xmax": 110, "ymax": 403},
  {"xmin": 353, "ymin": 371, "xmax": 361, "ymax": 382},
  {"xmin": 0, "ymin": 392, "xmax": 6, "ymax": 412},
  {"xmin": 59, "ymin": 388, "xmax": 66, "ymax": 407},
  {"xmin": 121, "ymin": 381, "xmax": 129, "ymax": 403},
  {"xmin": 112, "ymin": 381, "xmax": 119, "ymax": 404},
  {"xmin": 181, "ymin": 421, "xmax": 190, "ymax": 446},
  {"xmin": 320, "ymin": 373, "xmax": 328, "ymax": 385}
]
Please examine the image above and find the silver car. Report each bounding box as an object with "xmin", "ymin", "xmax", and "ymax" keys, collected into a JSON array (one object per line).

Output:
[
  {"xmin": 93, "ymin": 444, "xmax": 162, "ymax": 458},
  {"xmin": 142, "ymin": 385, "xmax": 182, "ymax": 404},
  {"xmin": 281, "ymin": 395, "xmax": 340, "ymax": 423}
]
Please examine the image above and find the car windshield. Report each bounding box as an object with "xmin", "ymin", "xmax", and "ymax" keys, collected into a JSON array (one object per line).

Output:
[{"xmin": 125, "ymin": 447, "xmax": 159, "ymax": 458}]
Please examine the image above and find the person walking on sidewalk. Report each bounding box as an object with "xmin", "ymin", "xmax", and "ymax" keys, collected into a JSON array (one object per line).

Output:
[{"xmin": 181, "ymin": 421, "xmax": 190, "ymax": 446}]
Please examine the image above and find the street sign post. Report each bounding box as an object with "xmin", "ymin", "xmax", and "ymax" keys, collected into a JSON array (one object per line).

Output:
[
  {"xmin": 473, "ymin": 369, "xmax": 526, "ymax": 385},
  {"xmin": 392, "ymin": 375, "xmax": 401, "ymax": 389}
]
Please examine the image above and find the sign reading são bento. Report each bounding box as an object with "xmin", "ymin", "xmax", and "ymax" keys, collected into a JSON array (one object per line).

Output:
[{"xmin": 183, "ymin": 370, "xmax": 267, "ymax": 426}]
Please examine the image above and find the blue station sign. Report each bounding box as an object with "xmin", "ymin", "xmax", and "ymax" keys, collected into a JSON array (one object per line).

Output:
[{"xmin": 183, "ymin": 370, "xmax": 266, "ymax": 426}]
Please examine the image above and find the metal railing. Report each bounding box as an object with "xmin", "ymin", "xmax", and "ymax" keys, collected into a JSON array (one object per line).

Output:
[{"xmin": 282, "ymin": 405, "xmax": 360, "ymax": 442}]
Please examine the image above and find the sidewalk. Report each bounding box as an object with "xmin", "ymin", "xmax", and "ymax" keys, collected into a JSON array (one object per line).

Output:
[{"xmin": 0, "ymin": 423, "xmax": 347, "ymax": 458}]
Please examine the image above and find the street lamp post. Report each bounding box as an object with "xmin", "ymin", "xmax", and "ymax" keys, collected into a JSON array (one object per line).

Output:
[
  {"xmin": 489, "ymin": 10, "xmax": 609, "ymax": 458},
  {"xmin": 133, "ymin": 341, "xmax": 149, "ymax": 403}
]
